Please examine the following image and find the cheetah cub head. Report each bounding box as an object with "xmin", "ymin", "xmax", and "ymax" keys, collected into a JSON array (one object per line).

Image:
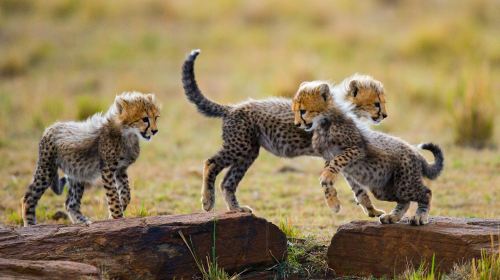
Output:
[
  {"xmin": 292, "ymin": 75, "xmax": 388, "ymax": 131},
  {"xmin": 344, "ymin": 75, "xmax": 387, "ymax": 124},
  {"xmin": 112, "ymin": 92, "xmax": 161, "ymax": 141},
  {"xmin": 292, "ymin": 82, "xmax": 331, "ymax": 131}
]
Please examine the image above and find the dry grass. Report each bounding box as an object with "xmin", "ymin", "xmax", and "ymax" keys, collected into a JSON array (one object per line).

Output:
[
  {"xmin": 452, "ymin": 67, "xmax": 495, "ymax": 148},
  {"xmin": 398, "ymin": 243, "xmax": 500, "ymax": 280},
  {"xmin": 0, "ymin": 0, "xmax": 498, "ymax": 246}
]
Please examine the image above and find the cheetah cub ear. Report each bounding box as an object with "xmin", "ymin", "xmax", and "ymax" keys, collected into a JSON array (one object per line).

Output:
[
  {"xmin": 114, "ymin": 96, "xmax": 129, "ymax": 114},
  {"xmin": 146, "ymin": 93, "xmax": 156, "ymax": 103},
  {"xmin": 318, "ymin": 83, "xmax": 330, "ymax": 102},
  {"xmin": 348, "ymin": 80, "xmax": 359, "ymax": 97}
]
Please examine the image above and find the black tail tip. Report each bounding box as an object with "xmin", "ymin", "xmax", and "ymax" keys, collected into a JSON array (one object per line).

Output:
[
  {"xmin": 188, "ymin": 49, "xmax": 201, "ymax": 59},
  {"xmin": 418, "ymin": 143, "xmax": 433, "ymax": 149}
]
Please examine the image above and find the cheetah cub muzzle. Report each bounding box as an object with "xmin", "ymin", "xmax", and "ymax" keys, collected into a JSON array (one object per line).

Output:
[{"xmin": 22, "ymin": 92, "xmax": 160, "ymax": 226}]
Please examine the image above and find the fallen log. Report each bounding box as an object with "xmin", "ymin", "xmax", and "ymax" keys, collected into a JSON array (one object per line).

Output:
[
  {"xmin": 0, "ymin": 258, "xmax": 100, "ymax": 279},
  {"xmin": 0, "ymin": 212, "xmax": 287, "ymax": 279},
  {"xmin": 327, "ymin": 216, "xmax": 500, "ymax": 277}
]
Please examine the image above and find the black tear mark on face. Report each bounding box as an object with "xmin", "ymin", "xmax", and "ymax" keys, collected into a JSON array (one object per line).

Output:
[{"xmin": 300, "ymin": 113, "xmax": 308, "ymax": 126}]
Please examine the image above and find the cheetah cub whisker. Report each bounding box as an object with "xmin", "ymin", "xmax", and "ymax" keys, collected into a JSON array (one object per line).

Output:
[
  {"xmin": 22, "ymin": 92, "xmax": 160, "ymax": 226},
  {"xmin": 293, "ymin": 82, "xmax": 444, "ymax": 226}
]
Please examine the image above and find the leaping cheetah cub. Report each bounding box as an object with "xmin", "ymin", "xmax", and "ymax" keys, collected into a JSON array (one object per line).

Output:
[
  {"xmin": 22, "ymin": 92, "xmax": 160, "ymax": 226},
  {"xmin": 182, "ymin": 49, "xmax": 388, "ymax": 214},
  {"xmin": 292, "ymin": 82, "xmax": 444, "ymax": 225}
]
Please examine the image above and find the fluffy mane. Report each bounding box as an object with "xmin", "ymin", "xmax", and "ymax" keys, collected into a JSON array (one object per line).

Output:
[
  {"xmin": 332, "ymin": 73, "xmax": 381, "ymax": 108},
  {"xmin": 105, "ymin": 91, "xmax": 158, "ymax": 119}
]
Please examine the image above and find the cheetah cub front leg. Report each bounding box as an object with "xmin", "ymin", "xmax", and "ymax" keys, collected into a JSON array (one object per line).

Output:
[
  {"xmin": 201, "ymin": 160, "xmax": 217, "ymax": 211},
  {"xmin": 320, "ymin": 169, "xmax": 341, "ymax": 213},
  {"xmin": 101, "ymin": 164, "xmax": 124, "ymax": 219}
]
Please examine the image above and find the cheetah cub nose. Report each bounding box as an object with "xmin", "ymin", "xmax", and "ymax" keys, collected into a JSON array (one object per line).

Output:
[{"xmin": 152, "ymin": 129, "xmax": 158, "ymax": 135}]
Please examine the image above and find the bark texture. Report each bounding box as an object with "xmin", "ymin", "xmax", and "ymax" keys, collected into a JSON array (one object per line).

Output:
[
  {"xmin": 328, "ymin": 216, "xmax": 500, "ymax": 277},
  {"xmin": 0, "ymin": 258, "xmax": 99, "ymax": 279},
  {"xmin": 0, "ymin": 212, "xmax": 287, "ymax": 279}
]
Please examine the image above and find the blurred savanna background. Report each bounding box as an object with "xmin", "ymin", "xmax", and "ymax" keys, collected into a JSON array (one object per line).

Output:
[{"xmin": 0, "ymin": 0, "xmax": 498, "ymax": 242}]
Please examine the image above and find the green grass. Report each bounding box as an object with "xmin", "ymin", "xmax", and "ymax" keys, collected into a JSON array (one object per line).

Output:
[
  {"xmin": 271, "ymin": 237, "xmax": 331, "ymax": 279},
  {"xmin": 278, "ymin": 217, "xmax": 302, "ymax": 239},
  {"xmin": 6, "ymin": 209, "xmax": 23, "ymax": 225},
  {"xmin": 397, "ymin": 248, "xmax": 500, "ymax": 280},
  {"xmin": 452, "ymin": 68, "xmax": 495, "ymax": 149},
  {"xmin": 76, "ymin": 95, "xmax": 105, "ymax": 120},
  {"xmin": 127, "ymin": 201, "xmax": 153, "ymax": 218},
  {"xmin": 398, "ymin": 255, "xmax": 439, "ymax": 280},
  {"xmin": 469, "ymin": 248, "xmax": 500, "ymax": 280}
]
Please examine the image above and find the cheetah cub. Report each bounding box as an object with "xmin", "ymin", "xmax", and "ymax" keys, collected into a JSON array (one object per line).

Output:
[
  {"xmin": 22, "ymin": 92, "xmax": 160, "ymax": 226},
  {"xmin": 182, "ymin": 50, "xmax": 388, "ymax": 214},
  {"xmin": 293, "ymin": 82, "xmax": 444, "ymax": 225}
]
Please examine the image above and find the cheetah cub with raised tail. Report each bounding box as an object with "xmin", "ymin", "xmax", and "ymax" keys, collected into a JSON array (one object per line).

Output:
[
  {"xmin": 22, "ymin": 92, "xmax": 160, "ymax": 226},
  {"xmin": 182, "ymin": 50, "xmax": 388, "ymax": 214},
  {"xmin": 293, "ymin": 82, "xmax": 444, "ymax": 225}
]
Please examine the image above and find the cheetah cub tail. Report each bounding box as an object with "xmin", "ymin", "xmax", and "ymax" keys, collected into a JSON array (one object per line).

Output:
[
  {"xmin": 417, "ymin": 143, "xmax": 444, "ymax": 180},
  {"xmin": 182, "ymin": 49, "xmax": 231, "ymax": 118}
]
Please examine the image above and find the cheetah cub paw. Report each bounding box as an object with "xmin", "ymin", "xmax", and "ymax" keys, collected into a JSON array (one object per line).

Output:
[
  {"xmin": 368, "ymin": 208, "xmax": 385, "ymax": 218},
  {"xmin": 325, "ymin": 196, "xmax": 342, "ymax": 213},
  {"xmin": 379, "ymin": 213, "xmax": 401, "ymax": 224},
  {"xmin": 201, "ymin": 191, "xmax": 215, "ymax": 212},
  {"xmin": 410, "ymin": 213, "xmax": 429, "ymax": 226},
  {"xmin": 232, "ymin": 205, "xmax": 253, "ymax": 213}
]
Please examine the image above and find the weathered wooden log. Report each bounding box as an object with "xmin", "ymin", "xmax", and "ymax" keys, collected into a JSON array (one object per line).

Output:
[
  {"xmin": 0, "ymin": 258, "xmax": 100, "ymax": 279},
  {"xmin": 0, "ymin": 212, "xmax": 287, "ymax": 279},
  {"xmin": 328, "ymin": 216, "xmax": 500, "ymax": 277}
]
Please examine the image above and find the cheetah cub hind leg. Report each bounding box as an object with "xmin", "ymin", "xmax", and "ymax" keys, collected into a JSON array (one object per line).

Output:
[
  {"xmin": 346, "ymin": 176, "xmax": 384, "ymax": 217},
  {"xmin": 65, "ymin": 179, "xmax": 92, "ymax": 225},
  {"xmin": 410, "ymin": 188, "xmax": 432, "ymax": 226},
  {"xmin": 223, "ymin": 189, "xmax": 254, "ymax": 213},
  {"xmin": 358, "ymin": 194, "xmax": 385, "ymax": 217}
]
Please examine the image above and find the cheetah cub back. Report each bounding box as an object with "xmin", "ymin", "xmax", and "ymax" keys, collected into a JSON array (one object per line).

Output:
[{"xmin": 22, "ymin": 92, "xmax": 160, "ymax": 226}]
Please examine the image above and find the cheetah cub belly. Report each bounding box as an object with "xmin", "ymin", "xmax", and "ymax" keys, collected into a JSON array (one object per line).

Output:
[
  {"xmin": 293, "ymin": 82, "xmax": 444, "ymax": 226},
  {"xmin": 22, "ymin": 92, "xmax": 161, "ymax": 226}
]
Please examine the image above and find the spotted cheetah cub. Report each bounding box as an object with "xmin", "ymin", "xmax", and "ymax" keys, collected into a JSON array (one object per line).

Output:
[
  {"xmin": 293, "ymin": 82, "xmax": 444, "ymax": 225},
  {"xmin": 22, "ymin": 92, "xmax": 160, "ymax": 226},
  {"xmin": 182, "ymin": 50, "xmax": 387, "ymax": 214}
]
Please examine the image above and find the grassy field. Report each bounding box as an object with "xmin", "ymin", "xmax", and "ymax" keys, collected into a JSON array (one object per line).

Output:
[{"xmin": 0, "ymin": 0, "xmax": 498, "ymax": 249}]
